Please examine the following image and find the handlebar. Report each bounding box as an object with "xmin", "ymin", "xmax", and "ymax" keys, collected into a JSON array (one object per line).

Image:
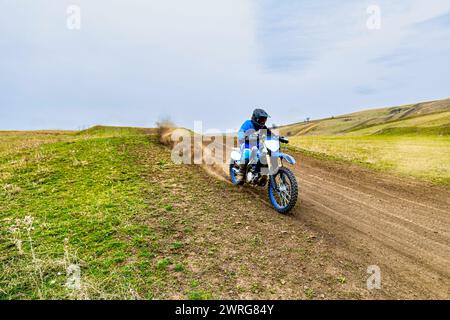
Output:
[
  {"xmin": 279, "ymin": 136, "xmax": 289, "ymax": 144},
  {"xmin": 246, "ymin": 133, "xmax": 289, "ymax": 144}
]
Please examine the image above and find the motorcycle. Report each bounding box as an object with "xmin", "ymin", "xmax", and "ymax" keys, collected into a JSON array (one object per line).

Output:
[{"xmin": 229, "ymin": 133, "xmax": 298, "ymax": 214}]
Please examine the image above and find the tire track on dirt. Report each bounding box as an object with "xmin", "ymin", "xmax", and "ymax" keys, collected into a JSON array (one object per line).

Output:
[
  {"xmin": 289, "ymin": 152, "xmax": 450, "ymax": 298},
  {"xmin": 300, "ymin": 185, "xmax": 450, "ymax": 275},
  {"xmin": 298, "ymin": 196, "xmax": 450, "ymax": 299},
  {"xmin": 299, "ymin": 160, "xmax": 450, "ymax": 213},
  {"xmin": 300, "ymin": 178, "xmax": 450, "ymax": 242},
  {"xmin": 303, "ymin": 172, "xmax": 450, "ymax": 226}
]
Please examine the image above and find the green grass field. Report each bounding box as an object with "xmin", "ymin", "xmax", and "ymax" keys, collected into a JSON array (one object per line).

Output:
[
  {"xmin": 280, "ymin": 99, "xmax": 450, "ymax": 186},
  {"xmin": 0, "ymin": 128, "xmax": 156, "ymax": 298},
  {"xmin": 0, "ymin": 127, "xmax": 215, "ymax": 299},
  {"xmin": 289, "ymin": 135, "xmax": 450, "ymax": 185}
]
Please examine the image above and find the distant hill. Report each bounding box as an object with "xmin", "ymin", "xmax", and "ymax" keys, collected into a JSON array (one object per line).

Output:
[
  {"xmin": 77, "ymin": 125, "xmax": 158, "ymax": 136},
  {"xmin": 280, "ymin": 98, "xmax": 450, "ymax": 136}
]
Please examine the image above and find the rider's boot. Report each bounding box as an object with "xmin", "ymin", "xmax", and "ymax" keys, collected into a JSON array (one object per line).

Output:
[{"xmin": 235, "ymin": 163, "xmax": 246, "ymax": 185}]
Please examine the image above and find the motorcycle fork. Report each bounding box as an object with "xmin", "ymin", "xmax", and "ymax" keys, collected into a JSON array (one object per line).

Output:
[{"xmin": 264, "ymin": 153, "xmax": 281, "ymax": 176}]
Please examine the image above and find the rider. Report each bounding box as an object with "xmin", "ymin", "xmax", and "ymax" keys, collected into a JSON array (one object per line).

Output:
[{"xmin": 236, "ymin": 108, "xmax": 273, "ymax": 184}]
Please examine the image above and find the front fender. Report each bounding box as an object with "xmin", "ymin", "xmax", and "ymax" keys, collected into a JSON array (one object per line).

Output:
[{"xmin": 272, "ymin": 152, "xmax": 296, "ymax": 165}]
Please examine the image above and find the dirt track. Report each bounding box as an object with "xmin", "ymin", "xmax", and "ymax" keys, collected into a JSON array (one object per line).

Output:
[
  {"xmin": 288, "ymin": 152, "xmax": 450, "ymax": 299},
  {"xmin": 159, "ymin": 127, "xmax": 450, "ymax": 298},
  {"xmin": 213, "ymin": 145, "xmax": 450, "ymax": 298}
]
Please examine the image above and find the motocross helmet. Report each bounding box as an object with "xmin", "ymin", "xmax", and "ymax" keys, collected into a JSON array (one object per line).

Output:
[{"xmin": 251, "ymin": 108, "xmax": 270, "ymax": 130}]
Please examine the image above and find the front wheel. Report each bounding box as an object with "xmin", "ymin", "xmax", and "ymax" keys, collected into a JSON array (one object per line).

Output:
[{"xmin": 268, "ymin": 167, "xmax": 298, "ymax": 214}]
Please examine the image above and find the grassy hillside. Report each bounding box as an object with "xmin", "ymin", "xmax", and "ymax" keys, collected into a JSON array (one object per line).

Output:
[
  {"xmin": 280, "ymin": 98, "xmax": 450, "ymax": 136},
  {"xmin": 0, "ymin": 127, "xmax": 159, "ymax": 298},
  {"xmin": 347, "ymin": 111, "xmax": 450, "ymax": 136},
  {"xmin": 1, "ymin": 126, "xmax": 225, "ymax": 299},
  {"xmin": 280, "ymin": 99, "xmax": 450, "ymax": 185}
]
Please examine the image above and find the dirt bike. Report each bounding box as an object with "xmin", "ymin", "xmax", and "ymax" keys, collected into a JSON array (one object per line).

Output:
[{"xmin": 229, "ymin": 133, "xmax": 298, "ymax": 214}]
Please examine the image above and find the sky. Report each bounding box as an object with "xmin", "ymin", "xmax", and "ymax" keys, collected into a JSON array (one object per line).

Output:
[{"xmin": 1, "ymin": 0, "xmax": 449, "ymax": 131}]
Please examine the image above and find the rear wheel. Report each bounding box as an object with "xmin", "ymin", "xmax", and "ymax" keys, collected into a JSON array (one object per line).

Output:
[{"xmin": 268, "ymin": 167, "xmax": 298, "ymax": 214}]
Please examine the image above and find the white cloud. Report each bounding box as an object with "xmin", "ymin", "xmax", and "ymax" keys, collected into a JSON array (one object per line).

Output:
[{"xmin": 0, "ymin": 0, "xmax": 449, "ymax": 130}]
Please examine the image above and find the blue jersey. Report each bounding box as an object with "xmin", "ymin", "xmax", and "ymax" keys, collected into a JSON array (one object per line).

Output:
[
  {"xmin": 238, "ymin": 120, "xmax": 272, "ymax": 148},
  {"xmin": 238, "ymin": 120, "xmax": 255, "ymax": 146}
]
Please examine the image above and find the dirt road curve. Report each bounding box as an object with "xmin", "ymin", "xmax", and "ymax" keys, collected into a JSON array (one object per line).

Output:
[
  {"xmin": 289, "ymin": 151, "xmax": 450, "ymax": 299},
  {"xmin": 162, "ymin": 128, "xmax": 450, "ymax": 298}
]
